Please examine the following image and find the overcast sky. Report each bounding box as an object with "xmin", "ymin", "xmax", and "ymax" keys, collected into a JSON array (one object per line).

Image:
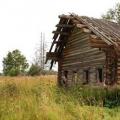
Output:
[{"xmin": 0, "ymin": 0, "xmax": 119, "ymax": 71}]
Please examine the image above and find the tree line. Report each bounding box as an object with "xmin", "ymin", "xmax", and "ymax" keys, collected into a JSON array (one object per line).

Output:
[
  {"xmin": 2, "ymin": 49, "xmax": 56, "ymax": 76},
  {"xmin": 2, "ymin": 33, "xmax": 57, "ymax": 76}
]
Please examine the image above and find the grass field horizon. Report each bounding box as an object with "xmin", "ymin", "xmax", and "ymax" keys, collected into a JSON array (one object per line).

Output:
[{"xmin": 0, "ymin": 75, "xmax": 119, "ymax": 120}]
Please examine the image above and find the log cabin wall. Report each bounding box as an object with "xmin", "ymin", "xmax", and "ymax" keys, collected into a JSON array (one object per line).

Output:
[
  {"xmin": 60, "ymin": 27, "xmax": 106, "ymax": 86},
  {"xmin": 46, "ymin": 14, "xmax": 120, "ymax": 86},
  {"xmin": 117, "ymin": 57, "xmax": 120, "ymax": 84}
]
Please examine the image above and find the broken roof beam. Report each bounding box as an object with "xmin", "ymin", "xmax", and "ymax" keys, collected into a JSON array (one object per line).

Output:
[
  {"xmin": 76, "ymin": 24, "xmax": 87, "ymax": 28},
  {"xmin": 56, "ymin": 24, "xmax": 74, "ymax": 28},
  {"xmin": 82, "ymin": 28, "xmax": 91, "ymax": 33},
  {"xmin": 53, "ymin": 18, "xmax": 67, "ymax": 40},
  {"xmin": 52, "ymin": 31, "xmax": 69, "ymax": 36},
  {"xmin": 49, "ymin": 18, "xmax": 69, "ymax": 54},
  {"xmin": 46, "ymin": 52, "xmax": 58, "ymax": 61},
  {"xmin": 50, "ymin": 60, "xmax": 54, "ymax": 70},
  {"xmin": 59, "ymin": 14, "xmax": 73, "ymax": 19}
]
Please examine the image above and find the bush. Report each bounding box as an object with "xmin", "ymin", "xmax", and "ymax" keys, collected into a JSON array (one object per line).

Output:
[
  {"xmin": 104, "ymin": 89, "xmax": 120, "ymax": 108},
  {"xmin": 28, "ymin": 64, "xmax": 42, "ymax": 76},
  {"xmin": 8, "ymin": 68, "xmax": 20, "ymax": 76}
]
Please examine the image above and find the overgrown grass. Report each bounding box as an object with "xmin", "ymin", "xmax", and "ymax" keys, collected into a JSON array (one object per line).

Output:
[{"xmin": 0, "ymin": 76, "xmax": 119, "ymax": 120}]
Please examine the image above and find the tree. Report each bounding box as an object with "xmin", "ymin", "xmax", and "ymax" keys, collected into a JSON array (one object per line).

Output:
[
  {"xmin": 28, "ymin": 63, "xmax": 41, "ymax": 76},
  {"xmin": 102, "ymin": 3, "xmax": 120, "ymax": 24},
  {"xmin": 34, "ymin": 32, "xmax": 49, "ymax": 70},
  {"xmin": 3, "ymin": 49, "xmax": 29, "ymax": 76}
]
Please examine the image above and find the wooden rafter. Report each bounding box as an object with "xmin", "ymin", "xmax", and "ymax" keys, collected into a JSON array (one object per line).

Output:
[
  {"xmin": 52, "ymin": 31, "xmax": 69, "ymax": 35},
  {"xmin": 59, "ymin": 14, "xmax": 73, "ymax": 19},
  {"xmin": 76, "ymin": 24, "xmax": 87, "ymax": 28},
  {"xmin": 56, "ymin": 24, "xmax": 74, "ymax": 28}
]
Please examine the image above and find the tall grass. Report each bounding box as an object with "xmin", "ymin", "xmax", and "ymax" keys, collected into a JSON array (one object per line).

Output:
[{"xmin": 0, "ymin": 76, "xmax": 119, "ymax": 120}]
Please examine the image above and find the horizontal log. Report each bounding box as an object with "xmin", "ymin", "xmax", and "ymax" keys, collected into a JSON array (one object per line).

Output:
[
  {"xmin": 64, "ymin": 46, "xmax": 91, "ymax": 55},
  {"xmin": 64, "ymin": 44, "xmax": 90, "ymax": 52},
  {"xmin": 90, "ymin": 38, "xmax": 107, "ymax": 44},
  {"xmin": 90, "ymin": 43, "xmax": 108, "ymax": 48},
  {"xmin": 117, "ymin": 63, "xmax": 120, "ymax": 66},
  {"xmin": 117, "ymin": 76, "xmax": 120, "ymax": 79},
  {"xmin": 82, "ymin": 28, "xmax": 91, "ymax": 33},
  {"xmin": 66, "ymin": 39, "xmax": 89, "ymax": 48},
  {"xmin": 117, "ymin": 67, "xmax": 120, "ymax": 70},
  {"xmin": 117, "ymin": 71, "xmax": 120, "ymax": 74},
  {"xmin": 63, "ymin": 47, "xmax": 99, "ymax": 56},
  {"xmin": 63, "ymin": 52, "xmax": 105, "ymax": 61},
  {"xmin": 62, "ymin": 58, "xmax": 105, "ymax": 67},
  {"xmin": 68, "ymin": 34, "xmax": 89, "ymax": 44},
  {"xmin": 118, "ymin": 59, "xmax": 120, "ymax": 62},
  {"xmin": 76, "ymin": 24, "xmax": 87, "ymax": 28},
  {"xmin": 63, "ymin": 54, "xmax": 105, "ymax": 65},
  {"xmin": 69, "ymin": 30, "xmax": 84, "ymax": 39},
  {"xmin": 62, "ymin": 62, "xmax": 105, "ymax": 70},
  {"xmin": 90, "ymin": 34, "xmax": 99, "ymax": 39},
  {"xmin": 63, "ymin": 50, "xmax": 104, "ymax": 59}
]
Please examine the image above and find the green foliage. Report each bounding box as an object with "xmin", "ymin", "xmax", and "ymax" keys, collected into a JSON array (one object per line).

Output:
[
  {"xmin": 104, "ymin": 89, "xmax": 120, "ymax": 108},
  {"xmin": 28, "ymin": 64, "xmax": 42, "ymax": 76},
  {"xmin": 3, "ymin": 49, "xmax": 29, "ymax": 76},
  {"xmin": 28, "ymin": 63, "xmax": 57, "ymax": 76},
  {"xmin": 102, "ymin": 3, "xmax": 120, "ymax": 24}
]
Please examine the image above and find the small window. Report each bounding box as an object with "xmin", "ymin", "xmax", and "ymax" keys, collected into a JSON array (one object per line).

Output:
[
  {"xmin": 84, "ymin": 70, "xmax": 89, "ymax": 84},
  {"xmin": 97, "ymin": 68, "xmax": 103, "ymax": 83}
]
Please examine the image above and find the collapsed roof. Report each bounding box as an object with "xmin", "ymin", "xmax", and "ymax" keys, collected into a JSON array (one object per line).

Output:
[{"xmin": 46, "ymin": 13, "xmax": 120, "ymax": 69}]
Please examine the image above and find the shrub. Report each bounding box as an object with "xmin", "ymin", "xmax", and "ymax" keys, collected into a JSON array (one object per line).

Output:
[{"xmin": 28, "ymin": 64, "xmax": 42, "ymax": 76}]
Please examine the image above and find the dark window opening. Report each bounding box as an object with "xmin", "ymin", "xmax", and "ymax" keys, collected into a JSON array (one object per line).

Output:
[
  {"xmin": 98, "ymin": 68, "xmax": 103, "ymax": 83},
  {"xmin": 84, "ymin": 70, "xmax": 89, "ymax": 84},
  {"xmin": 64, "ymin": 71, "xmax": 68, "ymax": 79}
]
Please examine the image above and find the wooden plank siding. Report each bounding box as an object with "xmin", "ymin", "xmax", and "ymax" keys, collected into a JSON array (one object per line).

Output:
[
  {"xmin": 47, "ymin": 14, "xmax": 120, "ymax": 86},
  {"xmin": 61, "ymin": 28, "xmax": 106, "ymax": 69},
  {"xmin": 60, "ymin": 28, "xmax": 106, "ymax": 86}
]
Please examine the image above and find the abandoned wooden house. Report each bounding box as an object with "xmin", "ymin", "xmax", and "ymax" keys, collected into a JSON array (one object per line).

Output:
[{"xmin": 46, "ymin": 14, "xmax": 120, "ymax": 86}]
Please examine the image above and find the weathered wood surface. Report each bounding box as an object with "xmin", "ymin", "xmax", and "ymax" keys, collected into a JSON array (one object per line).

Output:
[
  {"xmin": 61, "ymin": 28, "xmax": 105, "ymax": 70},
  {"xmin": 47, "ymin": 14, "xmax": 120, "ymax": 85}
]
